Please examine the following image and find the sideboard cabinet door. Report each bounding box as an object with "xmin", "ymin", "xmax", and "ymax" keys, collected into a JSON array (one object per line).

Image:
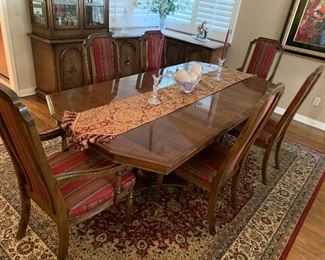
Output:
[
  {"xmin": 55, "ymin": 43, "xmax": 84, "ymax": 91},
  {"xmin": 185, "ymin": 45, "xmax": 210, "ymax": 63},
  {"xmin": 117, "ymin": 38, "xmax": 141, "ymax": 77},
  {"xmin": 165, "ymin": 38, "xmax": 185, "ymax": 66}
]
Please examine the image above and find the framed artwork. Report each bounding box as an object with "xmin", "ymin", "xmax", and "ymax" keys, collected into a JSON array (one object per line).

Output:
[{"xmin": 281, "ymin": 0, "xmax": 325, "ymax": 59}]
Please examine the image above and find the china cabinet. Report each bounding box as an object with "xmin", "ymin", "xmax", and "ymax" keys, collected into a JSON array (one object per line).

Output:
[
  {"xmin": 29, "ymin": 0, "xmax": 109, "ymax": 97},
  {"xmin": 30, "ymin": 0, "xmax": 108, "ymax": 38}
]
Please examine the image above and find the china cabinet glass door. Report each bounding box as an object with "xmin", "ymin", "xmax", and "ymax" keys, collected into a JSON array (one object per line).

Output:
[
  {"xmin": 84, "ymin": 0, "xmax": 105, "ymax": 27},
  {"xmin": 53, "ymin": 0, "xmax": 79, "ymax": 28},
  {"xmin": 32, "ymin": 0, "xmax": 47, "ymax": 25}
]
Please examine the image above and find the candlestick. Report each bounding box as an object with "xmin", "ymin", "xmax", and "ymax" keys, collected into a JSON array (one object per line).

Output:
[
  {"xmin": 148, "ymin": 74, "xmax": 161, "ymax": 105},
  {"xmin": 216, "ymin": 58, "xmax": 226, "ymax": 81}
]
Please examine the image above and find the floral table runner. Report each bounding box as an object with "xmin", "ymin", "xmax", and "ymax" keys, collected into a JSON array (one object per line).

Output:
[{"xmin": 62, "ymin": 68, "xmax": 253, "ymax": 149}]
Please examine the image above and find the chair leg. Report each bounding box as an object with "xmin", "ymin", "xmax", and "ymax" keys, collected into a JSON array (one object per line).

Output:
[
  {"xmin": 126, "ymin": 192, "xmax": 134, "ymax": 225},
  {"xmin": 57, "ymin": 220, "xmax": 69, "ymax": 260},
  {"xmin": 62, "ymin": 135, "xmax": 68, "ymax": 151},
  {"xmin": 16, "ymin": 193, "xmax": 31, "ymax": 240},
  {"xmin": 231, "ymin": 171, "xmax": 240, "ymax": 210},
  {"xmin": 207, "ymin": 193, "xmax": 217, "ymax": 235},
  {"xmin": 274, "ymin": 137, "xmax": 283, "ymax": 170},
  {"xmin": 262, "ymin": 145, "xmax": 272, "ymax": 185}
]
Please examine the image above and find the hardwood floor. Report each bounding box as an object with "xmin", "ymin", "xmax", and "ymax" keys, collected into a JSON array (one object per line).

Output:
[{"xmin": 19, "ymin": 96, "xmax": 325, "ymax": 259}]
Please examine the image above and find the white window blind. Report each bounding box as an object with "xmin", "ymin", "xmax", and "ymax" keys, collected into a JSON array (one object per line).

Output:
[
  {"xmin": 167, "ymin": 0, "xmax": 242, "ymax": 42},
  {"xmin": 109, "ymin": 0, "xmax": 156, "ymax": 28}
]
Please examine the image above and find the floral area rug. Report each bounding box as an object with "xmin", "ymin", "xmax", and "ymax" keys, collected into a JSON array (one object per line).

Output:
[{"xmin": 0, "ymin": 137, "xmax": 324, "ymax": 259}]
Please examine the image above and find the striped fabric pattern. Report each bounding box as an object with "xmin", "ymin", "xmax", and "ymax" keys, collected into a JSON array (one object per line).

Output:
[
  {"xmin": 49, "ymin": 148, "xmax": 136, "ymax": 219},
  {"xmin": 246, "ymin": 40, "xmax": 277, "ymax": 79},
  {"xmin": 145, "ymin": 32, "xmax": 165, "ymax": 71},
  {"xmin": 177, "ymin": 142, "xmax": 229, "ymax": 184},
  {"xmin": 91, "ymin": 37, "xmax": 116, "ymax": 83},
  {"xmin": 233, "ymin": 118, "xmax": 278, "ymax": 146}
]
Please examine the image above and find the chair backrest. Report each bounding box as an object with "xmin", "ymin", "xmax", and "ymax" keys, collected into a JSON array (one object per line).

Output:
[
  {"xmin": 83, "ymin": 33, "xmax": 119, "ymax": 83},
  {"xmin": 275, "ymin": 65, "xmax": 324, "ymax": 142},
  {"xmin": 214, "ymin": 83, "xmax": 285, "ymax": 190},
  {"xmin": 141, "ymin": 30, "xmax": 165, "ymax": 72},
  {"xmin": 0, "ymin": 84, "xmax": 63, "ymax": 216},
  {"xmin": 240, "ymin": 37, "xmax": 283, "ymax": 81}
]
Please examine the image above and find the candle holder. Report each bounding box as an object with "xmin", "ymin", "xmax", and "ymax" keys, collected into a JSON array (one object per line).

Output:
[
  {"xmin": 121, "ymin": 8, "xmax": 128, "ymax": 34},
  {"xmin": 216, "ymin": 58, "xmax": 226, "ymax": 81},
  {"xmin": 148, "ymin": 74, "xmax": 161, "ymax": 106}
]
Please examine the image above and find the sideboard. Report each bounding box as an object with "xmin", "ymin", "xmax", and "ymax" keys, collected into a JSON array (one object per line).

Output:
[{"xmin": 30, "ymin": 28, "xmax": 225, "ymax": 98}]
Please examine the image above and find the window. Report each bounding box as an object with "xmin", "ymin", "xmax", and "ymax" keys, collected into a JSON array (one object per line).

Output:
[
  {"xmin": 109, "ymin": 0, "xmax": 157, "ymax": 28},
  {"xmin": 109, "ymin": 0, "xmax": 242, "ymax": 42},
  {"xmin": 167, "ymin": 0, "xmax": 242, "ymax": 42}
]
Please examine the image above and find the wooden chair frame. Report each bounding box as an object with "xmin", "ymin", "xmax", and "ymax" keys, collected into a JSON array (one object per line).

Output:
[
  {"xmin": 259, "ymin": 65, "xmax": 324, "ymax": 184},
  {"xmin": 176, "ymin": 83, "xmax": 285, "ymax": 234},
  {"xmin": 238, "ymin": 37, "xmax": 284, "ymax": 82},
  {"xmin": 0, "ymin": 84, "xmax": 133, "ymax": 259},
  {"xmin": 83, "ymin": 33, "xmax": 120, "ymax": 84},
  {"xmin": 140, "ymin": 30, "xmax": 167, "ymax": 72}
]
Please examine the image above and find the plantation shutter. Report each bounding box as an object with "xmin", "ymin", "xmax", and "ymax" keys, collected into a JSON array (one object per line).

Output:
[
  {"xmin": 167, "ymin": 0, "xmax": 242, "ymax": 42},
  {"xmin": 109, "ymin": 0, "xmax": 150, "ymax": 28},
  {"xmin": 171, "ymin": 0, "xmax": 195, "ymax": 24},
  {"xmin": 197, "ymin": 0, "xmax": 236, "ymax": 33}
]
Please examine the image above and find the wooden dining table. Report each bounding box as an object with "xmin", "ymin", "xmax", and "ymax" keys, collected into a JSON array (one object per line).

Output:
[{"xmin": 46, "ymin": 62, "xmax": 274, "ymax": 179}]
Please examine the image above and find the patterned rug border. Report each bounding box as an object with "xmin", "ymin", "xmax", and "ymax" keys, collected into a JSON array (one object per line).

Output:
[
  {"xmin": 279, "ymin": 171, "xmax": 325, "ymax": 259},
  {"xmin": 202, "ymin": 138, "xmax": 325, "ymax": 259}
]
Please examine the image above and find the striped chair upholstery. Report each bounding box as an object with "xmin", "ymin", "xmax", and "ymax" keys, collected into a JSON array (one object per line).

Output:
[
  {"xmin": 142, "ymin": 31, "xmax": 165, "ymax": 71},
  {"xmin": 84, "ymin": 33, "xmax": 118, "ymax": 83},
  {"xmin": 0, "ymin": 83, "xmax": 135, "ymax": 259},
  {"xmin": 239, "ymin": 37, "xmax": 283, "ymax": 81},
  {"xmin": 177, "ymin": 140, "xmax": 230, "ymax": 185},
  {"xmin": 232, "ymin": 117, "xmax": 278, "ymax": 146},
  {"xmin": 175, "ymin": 84, "xmax": 284, "ymax": 235},
  {"xmin": 50, "ymin": 148, "xmax": 136, "ymax": 219}
]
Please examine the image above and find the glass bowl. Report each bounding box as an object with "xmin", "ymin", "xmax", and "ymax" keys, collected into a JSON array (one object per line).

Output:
[{"xmin": 175, "ymin": 76, "xmax": 201, "ymax": 94}]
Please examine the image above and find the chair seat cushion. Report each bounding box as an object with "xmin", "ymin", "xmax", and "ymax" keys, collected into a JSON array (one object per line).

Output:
[
  {"xmin": 176, "ymin": 141, "xmax": 230, "ymax": 185},
  {"xmin": 230, "ymin": 118, "xmax": 278, "ymax": 146},
  {"xmin": 255, "ymin": 118, "xmax": 278, "ymax": 146},
  {"xmin": 49, "ymin": 148, "xmax": 136, "ymax": 219}
]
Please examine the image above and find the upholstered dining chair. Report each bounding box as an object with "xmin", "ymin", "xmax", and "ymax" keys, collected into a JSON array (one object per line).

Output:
[
  {"xmin": 236, "ymin": 65, "xmax": 323, "ymax": 185},
  {"xmin": 175, "ymin": 83, "xmax": 284, "ymax": 235},
  {"xmin": 238, "ymin": 37, "xmax": 283, "ymax": 81},
  {"xmin": 141, "ymin": 30, "xmax": 166, "ymax": 72},
  {"xmin": 83, "ymin": 33, "xmax": 120, "ymax": 83},
  {"xmin": 0, "ymin": 84, "xmax": 136, "ymax": 259}
]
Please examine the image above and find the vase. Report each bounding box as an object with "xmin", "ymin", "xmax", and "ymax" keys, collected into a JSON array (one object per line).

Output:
[
  {"xmin": 121, "ymin": 8, "xmax": 128, "ymax": 34},
  {"xmin": 159, "ymin": 14, "xmax": 166, "ymax": 31}
]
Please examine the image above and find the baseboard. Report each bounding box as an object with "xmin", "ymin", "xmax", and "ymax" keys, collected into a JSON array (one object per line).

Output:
[
  {"xmin": 18, "ymin": 87, "xmax": 36, "ymax": 97},
  {"xmin": 274, "ymin": 106, "xmax": 325, "ymax": 131}
]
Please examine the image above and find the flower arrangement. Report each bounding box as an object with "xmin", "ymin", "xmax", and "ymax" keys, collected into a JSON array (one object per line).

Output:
[
  {"xmin": 138, "ymin": 0, "xmax": 186, "ymax": 30},
  {"xmin": 138, "ymin": 0, "xmax": 178, "ymax": 16}
]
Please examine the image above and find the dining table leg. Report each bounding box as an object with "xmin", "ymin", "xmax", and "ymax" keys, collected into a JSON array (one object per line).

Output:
[{"xmin": 156, "ymin": 174, "xmax": 164, "ymax": 189}]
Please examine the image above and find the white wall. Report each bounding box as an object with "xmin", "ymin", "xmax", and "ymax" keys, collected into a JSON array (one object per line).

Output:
[
  {"xmin": 1, "ymin": 0, "xmax": 36, "ymax": 96},
  {"xmin": 227, "ymin": 0, "xmax": 325, "ymax": 126}
]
